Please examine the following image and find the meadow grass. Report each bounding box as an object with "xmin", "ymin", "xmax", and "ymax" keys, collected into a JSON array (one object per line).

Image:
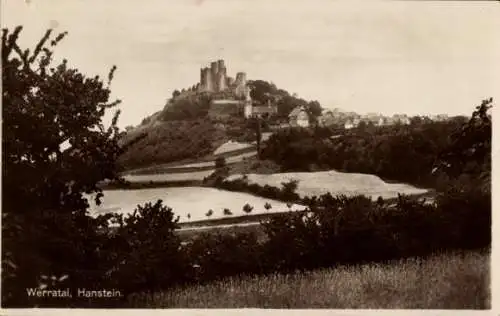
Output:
[{"xmin": 127, "ymin": 249, "xmax": 490, "ymax": 309}]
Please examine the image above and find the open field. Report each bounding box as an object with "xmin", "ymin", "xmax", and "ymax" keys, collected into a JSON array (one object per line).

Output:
[
  {"xmin": 130, "ymin": 154, "xmax": 279, "ymax": 176},
  {"xmin": 86, "ymin": 187, "xmax": 304, "ymax": 222},
  {"xmin": 123, "ymin": 145, "xmax": 257, "ymax": 176},
  {"xmin": 167, "ymin": 151, "xmax": 257, "ymax": 169},
  {"xmin": 213, "ymin": 140, "xmax": 254, "ymax": 155},
  {"xmin": 127, "ymin": 249, "xmax": 490, "ymax": 309},
  {"xmin": 227, "ymin": 170, "xmax": 429, "ymax": 200}
]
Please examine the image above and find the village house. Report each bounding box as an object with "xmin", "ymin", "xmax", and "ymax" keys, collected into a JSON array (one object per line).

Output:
[
  {"xmin": 318, "ymin": 110, "xmax": 337, "ymax": 127},
  {"xmin": 430, "ymin": 114, "xmax": 449, "ymax": 122},
  {"xmin": 245, "ymin": 100, "xmax": 278, "ymax": 119},
  {"xmin": 392, "ymin": 114, "xmax": 411, "ymax": 125},
  {"xmin": 375, "ymin": 117, "xmax": 386, "ymax": 126},
  {"xmin": 344, "ymin": 119, "xmax": 355, "ymax": 129},
  {"xmin": 288, "ymin": 106, "xmax": 310, "ymax": 128},
  {"xmin": 343, "ymin": 115, "xmax": 362, "ymax": 129}
]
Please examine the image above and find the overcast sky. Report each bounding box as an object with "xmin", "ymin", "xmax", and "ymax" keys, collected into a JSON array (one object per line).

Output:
[{"xmin": 2, "ymin": 0, "xmax": 499, "ymax": 128}]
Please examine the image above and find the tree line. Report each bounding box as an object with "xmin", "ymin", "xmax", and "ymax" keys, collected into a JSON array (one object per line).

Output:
[{"xmin": 261, "ymin": 109, "xmax": 490, "ymax": 191}]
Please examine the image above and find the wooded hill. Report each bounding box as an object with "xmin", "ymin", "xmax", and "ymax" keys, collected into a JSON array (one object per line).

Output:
[{"xmin": 118, "ymin": 80, "xmax": 323, "ymax": 170}]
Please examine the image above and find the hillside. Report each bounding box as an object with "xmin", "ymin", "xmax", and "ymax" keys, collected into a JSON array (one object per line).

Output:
[{"xmin": 117, "ymin": 74, "xmax": 325, "ymax": 171}]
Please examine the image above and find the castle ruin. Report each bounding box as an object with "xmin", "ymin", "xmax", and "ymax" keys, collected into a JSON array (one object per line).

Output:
[
  {"xmin": 198, "ymin": 59, "xmax": 249, "ymax": 100},
  {"xmin": 187, "ymin": 60, "xmax": 277, "ymax": 120}
]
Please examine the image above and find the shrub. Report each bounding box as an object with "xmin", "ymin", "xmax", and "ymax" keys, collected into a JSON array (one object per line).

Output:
[
  {"xmin": 213, "ymin": 177, "xmax": 300, "ymax": 203},
  {"xmin": 264, "ymin": 202, "xmax": 272, "ymax": 210},
  {"xmin": 106, "ymin": 200, "xmax": 187, "ymax": 295},
  {"xmin": 223, "ymin": 208, "xmax": 233, "ymax": 216},
  {"xmin": 242, "ymin": 204, "xmax": 254, "ymax": 214},
  {"xmin": 215, "ymin": 157, "xmax": 226, "ymax": 169},
  {"xmin": 185, "ymin": 231, "xmax": 266, "ymax": 282}
]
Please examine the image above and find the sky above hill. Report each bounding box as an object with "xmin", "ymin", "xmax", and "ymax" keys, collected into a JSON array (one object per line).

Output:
[{"xmin": 2, "ymin": 0, "xmax": 499, "ymax": 128}]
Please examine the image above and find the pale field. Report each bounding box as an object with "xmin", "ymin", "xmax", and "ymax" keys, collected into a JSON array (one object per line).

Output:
[
  {"xmin": 213, "ymin": 140, "xmax": 254, "ymax": 155},
  {"xmin": 86, "ymin": 187, "xmax": 305, "ymax": 222},
  {"xmin": 167, "ymin": 151, "xmax": 257, "ymax": 169},
  {"xmin": 128, "ymin": 250, "xmax": 490, "ymax": 309},
  {"xmin": 226, "ymin": 170, "xmax": 428, "ymax": 200}
]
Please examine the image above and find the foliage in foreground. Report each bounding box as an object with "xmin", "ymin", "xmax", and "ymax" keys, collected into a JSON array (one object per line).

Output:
[{"xmin": 2, "ymin": 26, "xmax": 126, "ymax": 307}]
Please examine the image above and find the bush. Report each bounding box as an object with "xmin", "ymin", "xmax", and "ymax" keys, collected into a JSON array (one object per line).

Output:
[
  {"xmin": 242, "ymin": 203, "xmax": 254, "ymax": 214},
  {"xmin": 213, "ymin": 178, "xmax": 300, "ymax": 204},
  {"xmin": 215, "ymin": 157, "xmax": 226, "ymax": 169},
  {"xmin": 186, "ymin": 231, "xmax": 266, "ymax": 282},
  {"xmin": 261, "ymin": 191, "xmax": 490, "ymax": 271},
  {"xmin": 223, "ymin": 208, "xmax": 233, "ymax": 216},
  {"xmin": 106, "ymin": 200, "xmax": 187, "ymax": 295},
  {"xmin": 281, "ymin": 179, "xmax": 300, "ymax": 200}
]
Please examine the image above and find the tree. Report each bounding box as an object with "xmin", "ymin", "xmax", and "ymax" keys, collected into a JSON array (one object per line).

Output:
[
  {"xmin": 281, "ymin": 179, "xmax": 299, "ymax": 200},
  {"xmin": 215, "ymin": 156, "xmax": 226, "ymax": 169},
  {"xmin": 109, "ymin": 200, "xmax": 184, "ymax": 294},
  {"xmin": 437, "ymin": 98, "xmax": 492, "ymax": 193},
  {"xmin": 306, "ymin": 100, "xmax": 322, "ymax": 118},
  {"xmin": 242, "ymin": 203, "xmax": 254, "ymax": 214},
  {"xmin": 172, "ymin": 89, "xmax": 181, "ymax": 98},
  {"xmin": 264, "ymin": 202, "xmax": 272, "ymax": 210},
  {"xmin": 223, "ymin": 208, "xmax": 233, "ymax": 216},
  {"xmin": 247, "ymin": 117, "xmax": 263, "ymax": 159},
  {"xmin": 2, "ymin": 26, "xmax": 126, "ymax": 306},
  {"xmin": 206, "ymin": 209, "xmax": 214, "ymax": 217},
  {"xmin": 247, "ymin": 80, "xmax": 276, "ymax": 105},
  {"xmin": 256, "ymin": 117, "xmax": 262, "ymax": 159}
]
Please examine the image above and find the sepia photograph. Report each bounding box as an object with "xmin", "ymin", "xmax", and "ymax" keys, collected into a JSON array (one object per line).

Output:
[{"xmin": 1, "ymin": 0, "xmax": 497, "ymax": 311}]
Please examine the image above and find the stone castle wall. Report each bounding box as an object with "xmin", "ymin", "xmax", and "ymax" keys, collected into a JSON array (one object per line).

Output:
[{"xmin": 198, "ymin": 60, "xmax": 248, "ymax": 99}]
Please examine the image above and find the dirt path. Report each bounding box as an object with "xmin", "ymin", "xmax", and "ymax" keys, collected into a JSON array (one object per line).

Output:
[{"xmin": 176, "ymin": 221, "xmax": 261, "ymax": 232}]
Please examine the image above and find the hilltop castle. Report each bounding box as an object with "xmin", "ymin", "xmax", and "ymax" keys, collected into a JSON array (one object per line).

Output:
[
  {"xmin": 197, "ymin": 59, "xmax": 249, "ymax": 100},
  {"xmin": 173, "ymin": 60, "xmax": 278, "ymax": 120},
  {"xmin": 197, "ymin": 60, "xmax": 275, "ymax": 120}
]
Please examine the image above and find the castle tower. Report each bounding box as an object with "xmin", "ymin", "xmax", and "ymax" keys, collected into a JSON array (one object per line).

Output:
[
  {"xmin": 217, "ymin": 65, "xmax": 227, "ymax": 91},
  {"xmin": 235, "ymin": 72, "xmax": 247, "ymax": 86},
  {"xmin": 217, "ymin": 59, "xmax": 225, "ymax": 71},
  {"xmin": 199, "ymin": 68, "xmax": 205, "ymax": 91},
  {"xmin": 201, "ymin": 67, "xmax": 213, "ymax": 92},
  {"xmin": 210, "ymin": 61, "xmax": 219, "ymax": 76},
  {"xmin": 210, "ymin": 62, "xmax": 219, "ymax": 91},
  {"xmin": 234, "ymin": 72, "xmax": 248, "ymax": 99}
]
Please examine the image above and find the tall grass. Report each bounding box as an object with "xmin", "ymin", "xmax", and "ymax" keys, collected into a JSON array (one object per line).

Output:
[{"xmin": 127, "ymin": 250, "xmax": 490, "ymax": 309}]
